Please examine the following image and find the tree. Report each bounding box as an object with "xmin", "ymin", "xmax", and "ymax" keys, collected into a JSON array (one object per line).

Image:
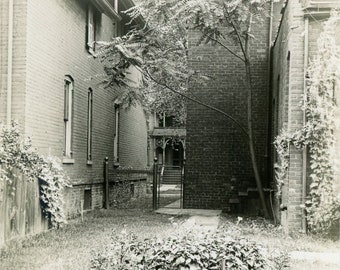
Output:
[{"xmin": 99, "ymin": 0, "xmax": 270, "ymax": 217}]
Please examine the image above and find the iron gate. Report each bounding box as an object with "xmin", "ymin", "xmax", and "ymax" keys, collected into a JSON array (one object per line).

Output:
[{"xmin": 153, "ymin": 159, "xmax": 184, "ymax": 210}]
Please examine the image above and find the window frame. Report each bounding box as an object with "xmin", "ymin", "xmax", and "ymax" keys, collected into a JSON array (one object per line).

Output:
[
  {"xmin": 63, "ymin": 76, "xmax": 74, "ymax": 164},
  {"xmin": 87, "ymin": 88, "xmax": 93, "ymax": 165},
  {"xmin": 87, "ymin": 4, "xmax": 97, "ymax": 55},
  {"xmin": 113, "ymin": 103, "xmax": 120, "ymax": 166}
]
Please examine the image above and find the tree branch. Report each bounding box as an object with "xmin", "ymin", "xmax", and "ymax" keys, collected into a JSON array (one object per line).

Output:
[
  {"xmin": 200, "ymin": 29, "xmax": 245, "ymax": 62},
  {"xmin": 222, "ymin": 3, "xmax": 247, "ymax": 60},
  {"xmin": 139, "ymin": 68, "xmax": 249, "ymax": 138}
]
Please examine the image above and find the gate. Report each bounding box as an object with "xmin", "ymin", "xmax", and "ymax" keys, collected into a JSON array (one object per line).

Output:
[{"xmin": 153, "ymin": 159, "xmax": 184, "ymax": 210}]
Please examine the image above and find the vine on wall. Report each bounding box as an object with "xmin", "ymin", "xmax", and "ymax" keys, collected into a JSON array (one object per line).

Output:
[
  {"xmin": 0, "ymin": 122, "xmax": 69, "ymax": 227},
  {"xmin": 274, "ymin": 11, "xmax": 340, "ymax": 234}
]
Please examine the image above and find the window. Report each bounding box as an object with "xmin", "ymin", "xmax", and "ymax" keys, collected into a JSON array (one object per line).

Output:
[
  {"xmin": 83, "ymin": 189, "xmax": 92, "ymax": 210},
  {"xmin": 113, "ymin": 104, "xmax": 120, "ymax": 165},
  {"xmin": 87, "ymin": 88, "xmax": 93, "ymax": 164},
  {"xmin": 87, "ymin": 4, "xmax": 97, "ymax": 54},
  {"xmin": 63, "ymin": 76, "xmax": 74, "ymax": 162}
]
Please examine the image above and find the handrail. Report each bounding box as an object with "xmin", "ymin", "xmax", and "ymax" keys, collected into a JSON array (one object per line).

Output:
[{"xmin": 160, "ymin": 165, "xmax": 165, "ymax": 184}]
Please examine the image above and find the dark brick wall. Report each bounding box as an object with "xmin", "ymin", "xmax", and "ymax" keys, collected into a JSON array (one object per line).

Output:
[{"xmin": 184, "ymin": 13, "xmax": 271, "ymax": 211}]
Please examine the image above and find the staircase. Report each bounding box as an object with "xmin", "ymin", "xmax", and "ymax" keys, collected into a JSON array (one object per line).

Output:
[{"xmin": 162, "ymin": 167, "xmax": 182, "ymax": 185}]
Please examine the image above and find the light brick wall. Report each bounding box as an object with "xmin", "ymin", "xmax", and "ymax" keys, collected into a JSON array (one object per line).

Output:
[
  {"xmin": 1, "ymin": 0, "xmax": 149, "ymax": 218},
  {"xmin": 272, "ymin": 0, "xmax": 340, "ymax": 234},
  {"xmin": 0, "ymin": 0, "xmax": 28, "ymax": 125},
  {"xmin": 272, "ymin": 0, "xmax": 306, "ymax": 233},
  {"xmin": 119, "ymin": 104, "xmax": 148, "ymax": 169},
  {"xmin": 23, "ymin": 0, "xmax": 117, "ymax": 214},
  {"xmin": 64, "ymin": 184, "xmax": 104, "ymax": 219}
]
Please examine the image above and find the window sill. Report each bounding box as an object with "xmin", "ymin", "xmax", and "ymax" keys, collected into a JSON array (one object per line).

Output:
[
  {"xmin": 87, "ymin": 160, "xmax": 93, "ymax": 166},
  {"xmin": 87, "ymin": 47, "xmax": 97, "ymax": 58},
  {"xmin": 62, "ymin": 158, "xmax": 75, "ymax": 164},
  {"xmin": 114, "ymin": 162, "xmax": 120, "ymax": 168}
]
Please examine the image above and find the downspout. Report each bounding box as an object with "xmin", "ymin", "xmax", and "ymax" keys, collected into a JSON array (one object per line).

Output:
[
  {"xmin": 6, "ymin": 0, "xmax": 14, "ymax": 127},
  {"xmin": 302, "ymin": 16, "xmax": 309, "ymax": 234}
]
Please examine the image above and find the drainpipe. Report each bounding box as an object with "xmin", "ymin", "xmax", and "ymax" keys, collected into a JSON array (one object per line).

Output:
[
  {"xmin": 302, "ymin": 17, "xmax": 309, "ymax": 234},
  {"xmin": 6, "ymin": 0, "xmax": 14, "ymax": 127},
  {"xmin": 266, "ymin": 0, "xmax": 274, "ymax": 174}
]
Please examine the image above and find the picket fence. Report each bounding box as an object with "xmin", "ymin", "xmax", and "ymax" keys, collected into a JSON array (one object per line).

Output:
[{"xmin": 0, "ymin": 167, "xmax": 48, "ymax": 247}]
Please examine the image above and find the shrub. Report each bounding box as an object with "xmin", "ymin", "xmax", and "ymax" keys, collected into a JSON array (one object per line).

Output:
[
  {"xmin": 0, "ymin": 122, "xmax": 69, "ymax": 227},
  {"xmin": 90, "ymin": 230, "xmax": 269, "ymax": 270}
]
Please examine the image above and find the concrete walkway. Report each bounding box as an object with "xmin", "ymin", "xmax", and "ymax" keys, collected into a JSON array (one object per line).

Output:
[
  {"xmin": 290, "ymin": 250, "xmax": 340, "ymax": 265},
  {"xmin": 156, "ymin": 206, "xmax": 340, "ymax": 268},
  {"xmin": 156, "ymin": 206, "xmax": 222, "ymax": 234}
]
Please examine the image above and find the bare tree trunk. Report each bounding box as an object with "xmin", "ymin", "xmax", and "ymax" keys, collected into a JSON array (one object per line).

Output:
[
  {"xmin": 243, "ymin": 14, "xmax": 270, "ymax": 218},
  {"xmin": 245, "ymin": 60, "xmax": 270, "ymax": 218}
]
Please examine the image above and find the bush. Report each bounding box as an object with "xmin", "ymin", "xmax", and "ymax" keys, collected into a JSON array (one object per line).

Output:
[{"xmin": 90, "ymin": 230, "xmax": 269, "ymax": 270}]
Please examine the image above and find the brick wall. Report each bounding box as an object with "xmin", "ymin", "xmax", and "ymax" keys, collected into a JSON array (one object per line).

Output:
[
  {"xmin": 64, "ymin": 184, "xmax": 104, "ymax": 218},
  {"xmin": 185, "ymin": 12, "xmax": 271, "ymax": 211},
  {"xmin": 1, "ymin": 0, "xmax": 149, "ymax": 218},
  {"xmin": 118, "ymin": 104, "xmax": 149, "ymax": 169},
  {"xmin": 272, "ymin": 0, "xmax": 306, "ymax": 233},
  {"xmin": 272, "ymin": 0, "xmax": 340, "ymax": 234},
  {"xmin": 108, "ymin": 178, "xmax": 148, "ymax": 207},
  {"xmin": 0, "ymin": 0, "xmax": 28, "ymax": 125}
]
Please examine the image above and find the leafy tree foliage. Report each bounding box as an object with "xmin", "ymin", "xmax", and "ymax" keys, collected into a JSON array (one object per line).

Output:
[
  {"xmin": 98, "ymin": 3, "xmax": 189, "ymax": 125},
  {"xmin": 99, "ymin": 0, "xmax": 271, "ymax": 216}
]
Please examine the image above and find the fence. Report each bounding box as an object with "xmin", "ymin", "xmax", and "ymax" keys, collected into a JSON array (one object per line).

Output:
[{"xmin": 0, "ymin": 167, "xmax": 48, "ymax": 247}]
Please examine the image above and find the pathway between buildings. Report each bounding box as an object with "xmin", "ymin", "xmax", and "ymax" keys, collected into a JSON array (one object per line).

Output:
[{"xmin": 156, "ymin": 207, "xmax": 221, "ymax": 234}]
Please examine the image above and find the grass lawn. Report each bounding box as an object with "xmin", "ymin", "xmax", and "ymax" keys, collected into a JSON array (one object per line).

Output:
[{"xmin": 0, "ymin": 196, "xmax": 339, "ymax": 269}]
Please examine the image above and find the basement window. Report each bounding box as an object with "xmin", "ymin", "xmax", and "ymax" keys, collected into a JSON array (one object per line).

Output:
[{"xmin": 83, "ymin": 189, "xmax": 92, "ymax": 210}]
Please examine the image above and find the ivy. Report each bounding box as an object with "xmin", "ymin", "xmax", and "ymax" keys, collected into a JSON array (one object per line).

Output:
[
  {"xmin": 274, "ymin": 11, "xmax": 340, "ymax": 234},
  {"xmin": 0, "ymin": 122, "xmax": 69, "ymax": 228}
]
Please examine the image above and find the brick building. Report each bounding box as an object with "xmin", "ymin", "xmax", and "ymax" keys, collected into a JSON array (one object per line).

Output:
[
  {"xmin": 184, "ymin": 6, "xmax": 272, "ymax": 213},
  {"xmin": 0, "ymin": 0, "xmax": 150, "ymax": 218},
  {"xmin": 184, "ymin": 0, "xmax": 340, "ymax": 235},
  {"xmin": 271, "ymin": 0, "xmax": 340, "ymax": 234}
]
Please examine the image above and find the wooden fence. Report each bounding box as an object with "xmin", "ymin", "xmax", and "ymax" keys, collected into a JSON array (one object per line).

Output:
[{"xmin": 0, "ymin": 168, "xmax": 48, "ymax": 247}]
